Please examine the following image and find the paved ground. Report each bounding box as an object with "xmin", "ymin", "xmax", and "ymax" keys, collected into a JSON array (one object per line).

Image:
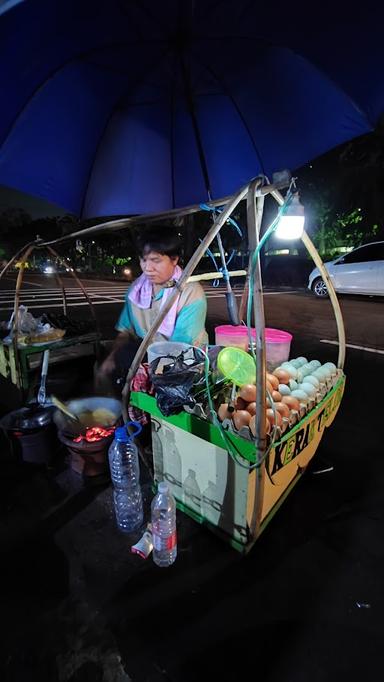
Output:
[{"xmin": 0, "ymin": 275, "xmax": 383, "ymax": 681}]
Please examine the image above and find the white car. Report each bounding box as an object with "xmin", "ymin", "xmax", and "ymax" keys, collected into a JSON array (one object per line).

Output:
[{"xmin": 308, "ymin": 241, "xmax": 384, "ymax": 297}]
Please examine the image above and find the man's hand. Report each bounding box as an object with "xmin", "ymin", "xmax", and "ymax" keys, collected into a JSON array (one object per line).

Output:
[{"xmin": 98, "ymin": 354, "xmax": 116, "ymax": 376}]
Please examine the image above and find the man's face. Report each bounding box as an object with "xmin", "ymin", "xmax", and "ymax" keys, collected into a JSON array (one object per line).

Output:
[{"xmin": 140, "ymin": 251, "xmax": 179, "ymax": 285}]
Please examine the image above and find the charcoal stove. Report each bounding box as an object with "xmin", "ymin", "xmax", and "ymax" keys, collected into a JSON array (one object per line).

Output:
[
  {"xmin": 53, "ymin": 397, "xmax": 122, "ymax": 481},
  {"xmin": 58, "ymin": 425, "xmax": 117, "ymax": 479}
]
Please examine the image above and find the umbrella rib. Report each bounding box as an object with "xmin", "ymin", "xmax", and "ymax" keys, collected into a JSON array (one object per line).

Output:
[
  {"xmin": 179, "ymin": 52, "xmax": 213, "ymax": 199},
  {"xmin": 170, "ymin": 54, "xmax": 176, "ymax": 210},
  {"xmin": 191, "ymin": 49, "xmax": 266, "ymax": 175}
]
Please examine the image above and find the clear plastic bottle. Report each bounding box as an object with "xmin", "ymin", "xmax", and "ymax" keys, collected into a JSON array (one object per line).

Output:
[
  {"xmin": 151, "ymin": 482, "xmax": 177, "ymax": 567},
  {"xmin": 108, "ymin": 426, "xmax": 143, "ymax": 533}
]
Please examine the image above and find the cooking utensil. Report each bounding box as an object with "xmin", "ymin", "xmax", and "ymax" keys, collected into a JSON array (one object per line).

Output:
[
  {"xmin": 50, "ymin": 395, "xmax": 81, "ymax": 423},
  {"xmin": 37, "ymin": 349, "xmax": 50, "ymax": 405}
]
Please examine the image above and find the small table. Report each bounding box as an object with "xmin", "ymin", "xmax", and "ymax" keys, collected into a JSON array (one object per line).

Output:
[{"xmin": 0, "ymin": 332, "xmax": 100, "ymax": 400}]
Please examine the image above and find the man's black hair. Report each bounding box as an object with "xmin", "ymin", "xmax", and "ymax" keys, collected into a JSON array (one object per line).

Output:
[{"xmin": 136, "ymin": 228, "xmax": 182, "ymax": 258}]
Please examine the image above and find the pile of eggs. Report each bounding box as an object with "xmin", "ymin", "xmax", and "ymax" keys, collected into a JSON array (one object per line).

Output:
[{"xmin": 216, "ymin": 356, "xmax": 341, "ymax": 440}]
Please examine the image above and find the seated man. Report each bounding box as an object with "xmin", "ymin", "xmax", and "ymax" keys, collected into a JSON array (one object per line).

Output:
[{"xmin": 96, "ymin": 228, "xmax": 208, "ymax": 394}]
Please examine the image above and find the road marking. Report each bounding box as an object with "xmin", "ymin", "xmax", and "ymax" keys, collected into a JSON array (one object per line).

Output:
[
  {"xmin": 89, "ymin": 293, "xmax": 125, "ymax": 303},
  {"xmin": 205, "ymin": 290, "xmax": 297, "ymax": 299},
  {"xmin": 320, "ymin": 339, "xmax": 384, "ymax": 355},
  {"xmin": 4, "ymin": 277, "xmax": 44, "ymax": 287},
  {"xmin": 0, "ymin": 300, "xmax": 123, "ymax": 311}
]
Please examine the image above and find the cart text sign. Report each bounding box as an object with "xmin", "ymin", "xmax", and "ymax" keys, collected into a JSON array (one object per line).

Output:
[{"xmin": 269, "ymin": 382, "xmax": 344, "ymax": 476}]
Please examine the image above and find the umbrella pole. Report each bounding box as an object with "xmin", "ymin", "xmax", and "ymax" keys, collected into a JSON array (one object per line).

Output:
[
  {"xmin": 246, "ymin": 182, "xmax": 267, "ymax": 539},
  {"xmin": 238, "ymin": 180, "xmax": 265, "ymax": 322},
  {"xmin": 216, "ymin": 233, "xmax": 240, "ymax": 325},
  {"xmin": 121, "ymin": 183, "xmax": 250, "ymax": 420}
]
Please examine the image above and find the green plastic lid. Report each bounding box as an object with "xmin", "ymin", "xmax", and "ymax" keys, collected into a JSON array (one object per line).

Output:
[{"xmin": 217, "ymin": 347, "xmax": 256, "ymax": 386}]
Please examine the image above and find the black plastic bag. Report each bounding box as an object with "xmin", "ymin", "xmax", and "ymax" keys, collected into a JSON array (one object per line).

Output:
[{"xmin": 150, "ymin": 348, "xmax": 212, "ymax": 417}]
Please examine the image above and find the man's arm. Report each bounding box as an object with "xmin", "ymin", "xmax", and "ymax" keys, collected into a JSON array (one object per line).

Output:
[{"xmin": 99, "ymin": 330, "xmax": 136, "ymax": 375}]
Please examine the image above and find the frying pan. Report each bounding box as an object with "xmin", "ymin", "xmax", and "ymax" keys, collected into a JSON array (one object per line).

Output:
[{"xmin": 53, "ymin": 396, "xmax": 122, "ymax": 438}]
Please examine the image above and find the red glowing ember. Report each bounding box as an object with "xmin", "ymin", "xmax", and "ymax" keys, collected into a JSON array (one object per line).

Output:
[{"xmin": 73, "ymin": 426, "xmax": 115, "ymax": 443}]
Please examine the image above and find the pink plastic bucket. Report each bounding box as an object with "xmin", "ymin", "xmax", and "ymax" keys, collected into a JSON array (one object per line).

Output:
[{"xmin": 215, "ymin": 325, "xmax": 292, "ymax": 369}]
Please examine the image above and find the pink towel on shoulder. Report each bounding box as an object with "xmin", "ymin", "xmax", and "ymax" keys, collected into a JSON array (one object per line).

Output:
[{"xmin": 128, "ymin": 265, "xmax": 182, "ymax": 337}]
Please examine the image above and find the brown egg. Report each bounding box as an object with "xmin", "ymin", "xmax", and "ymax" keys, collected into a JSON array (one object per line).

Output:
[
  {"xmin": 235, "ymin": 396, "xmax": 248, "ymax": 411},
  {"xmin": 271, "ymin": 390, "xmax": 282, "ymax": 403},
  {"xmin": 273, "ymin": 368, "xmax": 290, "ymax": 384},
  {"xmin": 239, "ymin": 383, "xmax": 256, "ymax": 402},
  {"xmin": 249, "ymin": 415, "xmax": 271, "ymax": 437},
  {"xmin": 233, "ymin": 409, "xmax": 251, "ymax": 430},
  {"xmin": 266, "ymin": 373, "xmax": 279, "ymax": 390},
  {"xmin": 217, "ymin": 403, "xmax": 232, "ymax": 421},
  {"xmin": 246, "ymin": 401, "xmax": 256, "ymax": 416},
  {"xmin": 266, "ymin": 380, "xmax": 273, "ymax": 394},
  {"xmin": 281, "ymin": 395, "xmax": 301, "ymax": 412},
  {"xmin": 266, "ymin": 408, "xmax": 283, "ymax": 428},
  {"xmin": 273, "ymin": 401, "xmax": 291, "ymax": 419}
]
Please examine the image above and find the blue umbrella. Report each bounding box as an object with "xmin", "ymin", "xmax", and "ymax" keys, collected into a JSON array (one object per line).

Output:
[{"xmin": 0, "ymin": 0, "xmax": 383, "ymax": 218}]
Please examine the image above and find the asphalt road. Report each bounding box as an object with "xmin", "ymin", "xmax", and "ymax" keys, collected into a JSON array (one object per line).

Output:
[
  {"xmin": 1, "ymin": 273, "xmax": 384, "ymax": 681},
  {"xmin": 1, "ymin": 272, "xmax": 383, "ymax": 352}
]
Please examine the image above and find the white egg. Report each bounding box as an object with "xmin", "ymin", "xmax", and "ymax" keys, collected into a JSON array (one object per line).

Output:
[
  {"xmin": 281, "ymin": 363, "xmax": 298, "ymax": 379},
  {"xmin": 320, "ymin": 365, "xmax": 332, "ymax": 378},
  {"xmin": 322, "ymin": 362, "xmax": 337, "ymax": 375},
  {"xmin": 308, "ymin": 360, "xmax": 321, "ymax": 370},
  {"xmin": 289, "ymin": 379, "xmax": 298, "ymax": 391},
  {"xmin": 296, "ymin": 368, "xmax": 310, "ymax": 382},
  {"xmin": 295, "ymin": 357, "xmax": 308, "ymax": 367},
  {"xmin": 303, "ymin": 375, "xmax": 320, "ymax": 388},
  {"xmin": 313, "ymin": 368, "xmax": 328, "ymax": 381},
  {"xmin": 291, "ymin": 389, "xmax": 309, "ymax": 403},
  {"xmin": 278, "ymin": 383, "xmax": 291, "ymax": 396},
  {"xmin": 300, "ymin": 382, "xmax": 317, "ymax": 397}
]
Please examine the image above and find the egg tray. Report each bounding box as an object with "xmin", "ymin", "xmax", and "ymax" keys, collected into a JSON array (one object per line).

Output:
[{"xmin": 182, "ymin": 371, "xmax": 343, "ymax": 445}]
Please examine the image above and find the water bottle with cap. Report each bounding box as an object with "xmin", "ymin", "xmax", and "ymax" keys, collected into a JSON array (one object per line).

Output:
[
  {"xmin": 108, "ymin": 422, "xmax": 143, "ymax": 533},
  {"xmin": 151, "ymin": 482, "xmax": 177, "ymax": 567}
]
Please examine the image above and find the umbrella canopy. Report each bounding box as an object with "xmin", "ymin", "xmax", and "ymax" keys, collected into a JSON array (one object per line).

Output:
[{"xmin": 0, "ymin": 0, "xmax": 383, "ymax": 218}]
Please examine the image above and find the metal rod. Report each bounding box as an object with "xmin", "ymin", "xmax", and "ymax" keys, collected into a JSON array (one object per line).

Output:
[
  {"xmin": 216, "ymin": 232, "xmax": 240, "ymax": 325},
  {"xmin": 11, "ymin": 244, "xmax": 35, "ymax": 389},
  {"xmin": 38, "ymin": 180, "xmax": 290, "ymax": 248},
  {"xmin": 301, "ymin": 231, "xmax": 346, "ymax": 369},
  {"xmin": 238, "ymin": 179, "xmax": 264, "ymax": 322},
  {"xmin": 0, "ymin": 241, "xmax": 35, "ymax": 281},
  {"xmin": 187, "ymin": 269, "xmax": 246, "ymax": 282},
  {"xmin": 246, "ymin": 182, "xmax": 267, "ymax": 539},
  {"xmin": 270, "ymin": 188, "xmax": 346, "ymax": 370},
  {"xmin": 121, "ymin": 182, "xmax": 250, "ymax": 421},
  {"xmin": 53, "ymin": 271, "xmax": 68, "ymax": 316},
  {"xmin": 47, "ymin": 246, "xmax": 101, "ymax": 359}
]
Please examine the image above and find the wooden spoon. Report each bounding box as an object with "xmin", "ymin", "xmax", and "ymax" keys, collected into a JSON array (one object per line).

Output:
[{"xmin": 50, "ymin": 395, "xmax": 81, "ymax": 423}]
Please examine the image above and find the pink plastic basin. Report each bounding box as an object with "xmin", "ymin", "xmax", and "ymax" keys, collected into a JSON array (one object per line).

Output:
[{"xmin": 215, "ymin": 325, "xmax": 292, "ymax": 369}]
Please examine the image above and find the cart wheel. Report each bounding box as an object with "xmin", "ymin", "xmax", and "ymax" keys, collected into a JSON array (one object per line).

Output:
[{"xmin": 312, "ymin": 277, "xmax": 329, "ymax": 298}]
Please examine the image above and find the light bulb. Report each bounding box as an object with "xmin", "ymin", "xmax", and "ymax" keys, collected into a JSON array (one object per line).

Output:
[{"xmin": 275, "ymin": 193, "xmax": 305, "ymax": 240}]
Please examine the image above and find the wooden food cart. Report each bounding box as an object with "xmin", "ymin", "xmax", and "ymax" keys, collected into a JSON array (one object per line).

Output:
[{"xmin": 122, "ymin": 177, "xmax": 347, "ymax": 552}]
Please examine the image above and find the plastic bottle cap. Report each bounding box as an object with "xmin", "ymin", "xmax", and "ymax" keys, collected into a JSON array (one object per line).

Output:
[
  {"xmin": 158, "ymin": 481, "xmax": 169, "ymax": 493},
  {"xmin": 114, "ymin": 426, "xmax": 129, "ymax": 442}
]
